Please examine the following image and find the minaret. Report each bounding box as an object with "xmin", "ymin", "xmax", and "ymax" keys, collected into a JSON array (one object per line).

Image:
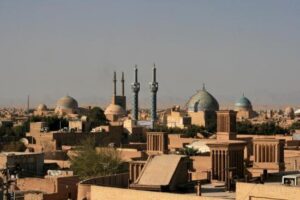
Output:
[
  {"xmin": 113, "ymin": 71, "xmax": 117, "ymax": 96},
  {"xmin": 131, "ymin": 65, "xmax": 140, "ymax": 121},
  {"xmin": 27, "ymin": 95, "xmax": 30, "ymax": 114},
  {"xmin": 150, "ymin": 63, "xmax": 159, "ymax": 123},
  {"xmin": 121, "ymin": 72, "xmax": 125, "ymax": 96}
]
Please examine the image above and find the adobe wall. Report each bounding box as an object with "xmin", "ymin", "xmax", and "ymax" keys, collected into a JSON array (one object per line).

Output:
[
  {"xmin": 284, "ymin": 150, "xmax": 300, "ymax": 171},
  {"xmin": 236, "ymin": 182, "xmax": 300, "ymax": 200},
  {"xmin": 89, "ymin": 186, "xmax": 222, "ymax": 200},
  {"xmin": 24, "ymin": 193, "xmax": 44, "ymax": 200},
  {"xmin": 168, "ymin": 134, "xmax": 199, "ymax": 150},
  {"xmin": 117, "ymin": 149, "xmax": 143, "ymax": 161},
  {"xmin": 191, "ymin": 155, "xmax": 211, "ymax": 181},
  {"xmin": 56, "ymin": 176, "xmax": 80, "ymax": 200},
  {"xmin": 17, "ymin": 178, "xmax": 57, "ymax": 193},
  {"xmin": 78, "ymin": 173, "xmax": 129, "ymax": 200},
  {"xmin": 18, "ymin": 176, "xmax": 79, "ymax": 200}
]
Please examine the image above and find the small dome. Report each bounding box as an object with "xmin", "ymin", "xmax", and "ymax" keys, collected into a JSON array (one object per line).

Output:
[
  {"xmin": 104, "ymin": 104, "xmax": 126, "ymax": 116},
  {"xmin": 19, "ymin": 138, "xmax": 29, "ymax": 146},
  {"xmin": 37, "ymin": 104, "xmax": 48, "ymax": 111},
  {"xmin": 187, "ymin": 87, "xmax": 219, "ymax": 112},
  {"xmin": 56, "ymin": 96, "xmax": 78, "ymax": 110},
  {"xmin": 235, "ymin": 95, "xmax": 252, "ymax": 111}
]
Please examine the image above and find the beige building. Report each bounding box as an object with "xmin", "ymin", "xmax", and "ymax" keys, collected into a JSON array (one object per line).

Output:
[
  {"xmin": 130, "ymin": 154, "xmax": 191, "ymax": 192},
  {"xmin": 69, "ymin": 117, "xmax": 91, "ymax": 132},
  {"xmin": 27, "ymin": 122, "xmax": 124, "ymax": 152},
  {"xmin": 207, "ymin": 110, "xmax": 246, "ymax": 187},
  {"xmin": 166, "ymin": 106, "xmax": 191, "ymax": 128},
  {"xmin": 0, "ymin": 152, "xmax": 44, "ymax": 177},
  {"xmin": 17, "ymin": 173, "xmax": 79, "ymax": 200},
  {"xmin": 104, "ymin": 71, "xmax": 127, "ymax": 122},
  {"xmin": 252, "ymin": 138, "xmax": 285, "ymax": 176},
  {"xmin": 33, "ymin": 104, "xmax": 52, "ymax": 116}
]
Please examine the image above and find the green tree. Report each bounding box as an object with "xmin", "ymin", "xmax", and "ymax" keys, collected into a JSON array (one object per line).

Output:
[
  {"xmin": 236, "ymin": 121, "xmax": 287, "ymax": 135},
  {"xmin": 183, "ymin": 125, "xmax": 206, "ymax": 138},
  {"xmin": 70, "ymin": 138, "xmax": 124, "ymax": 179},
  {"xmin": 289, "ymin": 122, "xmax": 300, "ymax": 131},
  {"xmin": 179, "ymin": 146, "xmax": 198, "ymax": 156},
  {"xmin": 87, "ymin": 107, "xmax": 108, "ymax": 129},
  {"xmin": 12, "ymin": 125, "xmax": 26, "ymax": 138}
]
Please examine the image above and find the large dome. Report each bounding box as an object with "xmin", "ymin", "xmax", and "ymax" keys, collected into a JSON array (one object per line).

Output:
[
  {"xmin": 56, "ymin": 96, "xmax": 78, "ymax": 110},
  {"xmin": 235, "ymin": 95, "xmax": 252, "ymax": 111},
  {"xmin": 105, "ymin": 104, "xmax": 126, "ymax": 116},
  {"xmin": 187, "ymin": 87, "xmax": 219, "ymax": 112}
]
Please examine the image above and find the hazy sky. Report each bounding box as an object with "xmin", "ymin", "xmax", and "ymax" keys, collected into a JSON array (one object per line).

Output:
[{"xmin": 1, "ymin": 0, "xmax": 300, "ymax": 109}]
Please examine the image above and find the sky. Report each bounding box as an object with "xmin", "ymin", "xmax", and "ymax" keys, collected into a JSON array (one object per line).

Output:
[{"xmin": 0, "ymin": 0, "xmax": 300, "ymax": 109}]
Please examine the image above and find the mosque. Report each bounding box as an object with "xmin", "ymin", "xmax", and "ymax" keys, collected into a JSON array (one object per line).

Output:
[
  {"xmin": 33, "ymin": 95, "xmax": 84, "ymax": 119},
  {"xmin": 55, "ymin": 95, "xmax": 79, "ymax": 116},
  {"xmin": 163, "ymin": 86, "xmax": 257, "ymax": 129},
  {"xmin": 234, "ymin": 94, "xmax": 257, "ymax": 120},
  {"xmin": 104, "ymin": 71, "xmax": 127, "ymax": 122},
  {"xmin": 186, "ymin": 85, "xmax": 219, "ymax": 128}
]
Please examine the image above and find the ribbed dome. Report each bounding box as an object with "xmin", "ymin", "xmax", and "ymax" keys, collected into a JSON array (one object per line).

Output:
[
  {"xmin": 37, "ymin": 104, "xmax": 48, "ymax": 111},
  {"xmin": 105, "ymin": 104, "xmax": 126, "ymax": 116},
  {"xmin": 235, "ymin": 95, "xmax": 252, "ymax": 110},
  {"xmin": 187, "ymin": 87, "xmax": 219, "ymax": 112},
  {"xmin": 56, "ymin": 96, "xmax": 78, "ymax": 110}
]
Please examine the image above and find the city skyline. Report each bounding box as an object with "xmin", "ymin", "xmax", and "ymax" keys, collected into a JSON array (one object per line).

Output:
[{"xmin": 1, "ymin": 0, "xmax": 300, "ymax": 108}]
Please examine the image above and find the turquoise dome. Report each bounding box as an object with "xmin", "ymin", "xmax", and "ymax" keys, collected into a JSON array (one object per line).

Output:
[
  {"xmin": 187, "ymin": 87, "xmax": 219, "ymax": 112},
  {"xmin": 235, "ymin": 95, "xmax": 252, "ymax": 110}
]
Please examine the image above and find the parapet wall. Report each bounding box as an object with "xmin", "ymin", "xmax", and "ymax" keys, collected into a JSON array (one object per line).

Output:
[
  {"xmin": 89, "ymin": 186, "xmax": 221, "ymax": 200},
  {"xmin": 78, "ymin": 173, "xmax": 129, "ymax": 200},
  {"xmin": 236, "ymin": 182, "xmax": 300, "ymax": 200}
]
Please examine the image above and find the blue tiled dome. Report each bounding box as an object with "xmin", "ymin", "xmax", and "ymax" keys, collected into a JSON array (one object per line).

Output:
[
  {"xmin": 235, "ymin": 95, "xmax": 252, "ymax": 110},
  {"xmin": 187, "ymin": 87, "xmax": 219, "ymax": 112}
]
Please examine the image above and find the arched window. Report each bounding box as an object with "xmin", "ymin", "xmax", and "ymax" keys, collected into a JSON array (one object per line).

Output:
[{"xmin": 194, "ymin": 101, "xmax": 199, "ymax": 112}]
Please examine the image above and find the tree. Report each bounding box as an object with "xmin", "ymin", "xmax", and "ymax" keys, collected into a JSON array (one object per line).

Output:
[
  {"xmin": 236, "ymin": 121, "xmax": 287, "ymax": 135},
  {"xmin": 70, "ymin": 138, "xmax": 125, "ymax": 179},
  {"xmin": 183, "ymin": 125, "xmax": 207, "ymax": 138},
  {"xmin": 179, "ymin": 146, "xmax": 198, "ymax": 156},
  {"xmin": 289, "ymin": 122, "xmax": 300, "ymax": 131},
  {"xmin": 87, "ymin": 107, "xmax": 108, "ymax": 129}
]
